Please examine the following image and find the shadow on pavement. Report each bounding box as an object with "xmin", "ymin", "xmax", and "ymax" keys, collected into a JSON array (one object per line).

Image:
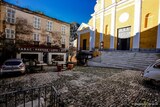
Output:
[{"xmin": 142, "ymin": 80, "xmax": 160, "ymax": 91}]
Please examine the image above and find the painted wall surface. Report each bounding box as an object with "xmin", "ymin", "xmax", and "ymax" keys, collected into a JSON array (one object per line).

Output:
[
  {"xmin": 78, "ymin": 0, "xmax": 160, "ymax": 51},
  {"xmin": 95, "ymin": 30, "xmax": 100, "ymax": 48},
  {"xmin": 0, "ymin": 5, "xmax": 7, "ymax": 33},
  {"xmin": 103, "ymin": 14, "xmax": 111, "ymax": 49},
  {"xmin": 140, "ymin": 0, "xmax": 159, "ymax": 49},
  {"xmin": 80, "ymin": 32, "xmax": 90, "ymax": 50},
  {"xmin": 116, "ymin": 0, "xmax": 121, "ymax": 3},
  {"xmin": 104, "ymin": 0, "xmax": 112, "ymax": 8},
  {"xmin": 88, "ymin": 18, "xmax": 93, "ymax": 26},
  {"xmin": 0, "ymin": 3, "xmax": 2, "ymax": 33},
  {"xmin": 95, "ymin": 18, "xmax": 100, "ymax": 48},
  {"xmin": 115, "ymin": 3, "xmax": 135, "ymax": 49},
  {"xmin": 0, "ymin": 2, "xmax": 70, "ymax": 49}
]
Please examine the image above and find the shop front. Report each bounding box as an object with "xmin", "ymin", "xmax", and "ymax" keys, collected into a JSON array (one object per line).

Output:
[{"xmin": 16, "ymin": 45, "xmax": 66, "ymax": 64}]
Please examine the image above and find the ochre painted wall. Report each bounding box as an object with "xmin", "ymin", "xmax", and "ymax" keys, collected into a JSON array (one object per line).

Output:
[
  {"xmin": 79, "ymin": 0, "xmax": 159, "ymax": 51},
  {"xmin": 140, "ymin": 0, "xmax": 159, "ymax": 49},
  {"xmin": 104, "ymin": 0, "xmax": 112, "ymax": 8},
  {"xmin": 95, "ymin": 18, "xmax": 100, "ymax": 48},
  {"xmin": 80, "ymin": 32, "xmax": 90, "ymax": 50},
  {"xmin": 114, "ymin": 4, "xmax": 135, "ymax": 49},
  {"xmin": 103, "ymin": 14, "xmax": 111, "ymax": 49},
  {"xmin": 88, "ymin": 18, "xmax": 93, "ymax": 27},
  {"xmin": 116, "ymin": 0, "xmax": 121, "ymax": 3},
  {"xmin": 95, "ymin": 30, "xmax": 100, "ymax": 48}
]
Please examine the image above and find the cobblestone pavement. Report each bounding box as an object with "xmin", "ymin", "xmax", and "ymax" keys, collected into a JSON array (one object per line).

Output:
[{"xmin": 0, "ymin": 66, "xmax": 160, "ymax": 107}]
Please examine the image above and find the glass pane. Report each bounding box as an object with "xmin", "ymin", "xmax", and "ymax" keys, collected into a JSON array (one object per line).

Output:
[
  {"xmin": 6, "ymin": 34, "xmax": 10, "ymax": 38},
  {"xmin": 7, "ymin": 13, "xmax": 11, "ymax": 17},
  {"xmin": 34, "ymin": 34, "xmax": 36, "ymax": 40},
  {"xmin": 6, "ymin": 29, "xmax": 10, "ymax": 33},
  {"xmin": 5, "ymin": 61, "xmax": 21, "ymax": 66},
  {"xmin": 37, "ymin": 35, "xmax": 39, "ymax": 41},
  {"xmin": 12, "ymin": 19, "xmax": 15, "ymax": 23},
  {"xmin": 7, "ymin": 18, "xmax": 11, "ymax": 22}
]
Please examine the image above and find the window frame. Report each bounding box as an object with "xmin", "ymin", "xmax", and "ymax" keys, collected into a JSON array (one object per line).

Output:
[
  {"xmin": 61, "ymin": 25, "xmax": 66, "ymax": 35},
  {"xmin": 6, "ymin": 7, "xmax": 16, "ymax": 24},
  {"xmin": 153, "ymin": 62, "xmax": 160, "ymax": 69},
  {"xmin": 5, "ymin": 28, "xmax": 15, "ymax": 39},
  {"xmin": 61, "ymin": 35, "xmax": 65, "ymax": 44},
  {"xmin": 46, "ymin": 35, "xmax": 52, "ymax": 43},
  {"xmin": 47, "ymin": 21, "xmax": 53, "ymax": 31},
  {"xmin": 33, "ymin": 33, "xmax": 40, "ymax": 41},
  {"xmin": 33, "ymin": 16, "xmax": 41, "ymax": 29}
]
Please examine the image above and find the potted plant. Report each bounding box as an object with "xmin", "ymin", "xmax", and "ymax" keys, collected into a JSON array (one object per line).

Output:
[
  {"xmin": 56, "ymin": 63, "xmax": 62, "ymax": 72},
  {"xmin": 67, "ymin": 62, "xmax": 74, "ymax": 70},
  {"xmin": 67, "ymin": 47, "xmax": 77, "ymax": 70}
]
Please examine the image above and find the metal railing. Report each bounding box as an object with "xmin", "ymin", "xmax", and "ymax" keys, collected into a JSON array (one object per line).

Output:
[{"xmin": 0, "ymin": 84, "xmax": 65, "ymax": 107}]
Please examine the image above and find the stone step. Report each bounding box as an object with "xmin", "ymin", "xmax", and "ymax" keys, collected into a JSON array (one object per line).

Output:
[{"xmin": 88, "ymin": 51, "xmax": 159, "ymax": 70}]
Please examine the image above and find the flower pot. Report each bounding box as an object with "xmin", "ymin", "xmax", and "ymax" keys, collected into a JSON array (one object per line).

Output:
[
  {"xmin": 57, "ymin": 64, "xmax": 62, "ymax": 72},
  {"xmin": 67, "ymin": 63, "xmax": 74, "ymax": 70}
]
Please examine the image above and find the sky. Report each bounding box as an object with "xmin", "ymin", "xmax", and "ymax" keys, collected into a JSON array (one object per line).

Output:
[{"xmin": 5, "ymin": 0, "xmax": 96, "ymax": 24}]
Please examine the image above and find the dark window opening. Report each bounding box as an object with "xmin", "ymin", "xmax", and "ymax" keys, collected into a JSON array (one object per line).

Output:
[
  {"xmin": 34, "ymin": 41, "xmax": 39, "ymax": 46},
  {"xmin": 62, "ymin": 44, "xmax": 65, "ymax": 48}
]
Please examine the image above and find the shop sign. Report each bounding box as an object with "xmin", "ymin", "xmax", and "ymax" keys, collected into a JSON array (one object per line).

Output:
[{"xmin": 18, "ymin": 47, "xmax": 59, "ymax": 52}]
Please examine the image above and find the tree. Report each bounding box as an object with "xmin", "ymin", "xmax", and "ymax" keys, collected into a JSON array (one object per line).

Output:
[
  {"xmin": 15, "ymin": 17, "xmax": 33, "ymax": 44},
  {"xmin": 1, "ymin": 17, "xmax": 33, "ymax": 62},
  {"xmin": 51, "ymin": 31, "xmax": 62, "ymax": 48},
  {"xmin": 70, "ymin": 22, "xmax": 80, "ymax": 47}
]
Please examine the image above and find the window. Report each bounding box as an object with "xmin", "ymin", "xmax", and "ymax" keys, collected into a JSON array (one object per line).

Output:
[
  {"xmin": 47, "ymin": 21, "xmax": 52, "ymax": 31},
  {"xmin": 61, "ymin": 26, "xmax": 66, "ymax": 35},
  {"xmin": 61, "ymin": 36, "xmax": 65, "ymax": 44},
  {"xmin": 46, "ymin": 35, "xmax": 51, "ymax": 43},
  {"xmin": 6, "ymin": 8, "xmax": 16, "ymax": 23},
  {"xmin": 33, "ymin": 16, "xmax": 41, "ymax": 29},
  {"xmin": 5, "ymin": 28, "xmax": 15, "ymax": 39},
  {"xmin": 33, "ymin": 33, "xmax": 40, "ymax": 41},
  {"xmin": 154, "ymin": 63, "xmax": 160, "ymax": 69},
  {"xmin": 144, "ymin": 13, "xmax": 153, "ymax": 28}
]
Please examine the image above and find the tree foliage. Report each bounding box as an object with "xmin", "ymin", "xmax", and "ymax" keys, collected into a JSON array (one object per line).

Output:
[{"xmin": 51, "ymin": 31, "xmax": 62, "ymax": 48}]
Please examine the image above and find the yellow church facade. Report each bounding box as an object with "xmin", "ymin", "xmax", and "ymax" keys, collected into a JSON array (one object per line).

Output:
[{"xmin": 77, "ymin": 0, "xmax": 160, "ymax": 52}]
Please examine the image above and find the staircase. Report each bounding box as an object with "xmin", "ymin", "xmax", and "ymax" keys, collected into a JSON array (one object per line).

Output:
[{"xmin": 88, "ymin": 51, "xmax": 160, "ymax": 70}]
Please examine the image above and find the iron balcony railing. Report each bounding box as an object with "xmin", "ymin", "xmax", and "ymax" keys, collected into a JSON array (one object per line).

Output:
[{"xmin": 0, "ymin": 84, "xmax": 65, "ymax": 107}]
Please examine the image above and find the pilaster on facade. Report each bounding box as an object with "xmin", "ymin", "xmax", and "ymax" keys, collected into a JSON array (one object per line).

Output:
[
  {"xmin": 133, "ymin": 0, "xmax": 142, "ymax": 51},
  {"xmin": 156, "ymin": 0, "xmax": 160, "ymax": 52},
  {"xmin": 100, "ymin": 0, "xmax": 104, "ymax": 43},
  {"xmin": 92, "ymin": 14, "xmax": 96, "ymax": 49},
  {"xmin": 90, "ymin": 30, "xmax": 95, "ymax": 51},
  {"xmin": 77, "ymin": 33, "xmax": 81, "ymax": 51},
  {"xmin": 110, "ymin": 2, "xmax": 116, "ymax": 50}
]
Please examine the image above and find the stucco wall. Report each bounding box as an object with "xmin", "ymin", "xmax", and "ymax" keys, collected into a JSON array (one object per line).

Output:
[
  {"xmin": 80, "ymin": 32, "xmax": 90, "ymax": 50},
  {"xmin": 0, "ymin": 1, "xmax": 70, "ymax": 49},
  {"xmin": 140, "ymin": 0, "xmax": 159, "ymax": 49},
  {"xmin": 115, "ymin": 2, "xmax": 135, "ymax": 49}
]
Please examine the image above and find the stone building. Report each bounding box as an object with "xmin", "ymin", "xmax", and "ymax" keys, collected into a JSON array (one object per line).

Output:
[
  {"xmin": 0, "ymin": 0, "xmax": 70, "ymax": 64},
  {"xmin": 77, "ymin": 0, "xmax": 160, "ymax": 52}
]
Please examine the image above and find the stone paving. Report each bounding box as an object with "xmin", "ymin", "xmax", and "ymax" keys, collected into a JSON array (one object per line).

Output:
[{"xmin": 0, "ymin": 66, "xmax": 160, "ymax": 107}]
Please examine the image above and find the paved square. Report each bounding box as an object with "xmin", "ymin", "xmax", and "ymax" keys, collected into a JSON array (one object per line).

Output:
[{"xmin": 0, "ymin": 66, "xmax": 160, "ymax": 106}]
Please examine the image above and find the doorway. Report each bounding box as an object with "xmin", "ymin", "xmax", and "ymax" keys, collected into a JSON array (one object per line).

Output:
[
  {"xmin": 43, "ymin": 52, "xmax": 48, "ymax": 63},
  {"xmin": 83, "ymin": 39, "xmax": 87, "ymax": 50},
  {"xmin": 117, "ymin": 27, "xmax": 131, "ymax": 50},
  {"xmin": 117, "ymin": 38, "xmax": 130, "ymax": 50}
]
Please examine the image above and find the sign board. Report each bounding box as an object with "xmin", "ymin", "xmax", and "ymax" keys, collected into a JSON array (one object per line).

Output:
[{"xmin": 118, "ymin": 27, "xmax": 131, "ymax": 39}]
